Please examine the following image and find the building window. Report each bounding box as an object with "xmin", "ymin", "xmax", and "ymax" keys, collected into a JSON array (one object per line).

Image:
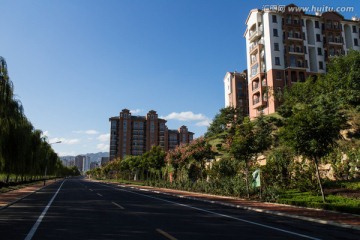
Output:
[
  {"xmin": 304, "ymin": 46, "xmax": 307, "ymax": 54},
  {"xmin": 319, "ymin": 61, "xmax": 324, "ymax": 70},
  {"xmin": 315, "ymin": 21, "xmax": 319, "ymax": 28},
  {"xmin": 276, "ymin": 71, "xmax": 282, "ymax": 80},
  {"xmin": 317, "ymin": 47, "xmax": 322, "ymax": 55},
  {"xmin": 355, "ymin": 38, "xmax": 359, "ymax": 46},
  {"xmin": 353, "ymin": 25, "xmax": 357, "ymax": 33},
  {"xmin": 273, "ymin": 28, "xmax": 278, "ymax": 37},
  {"xmin": 316, "ymin": 34, "xmax": 321, "ymax": 42},
  {"xmin": 275, "ymin": 57, "xmax": 280, "ymax": 66},
  {"xmin": 272, "ymin": 15, "xmax": 277, "ymax": 23},
  {"xmin": 274, "ymin": 42, "xmax": 279, "ymax": 51}
]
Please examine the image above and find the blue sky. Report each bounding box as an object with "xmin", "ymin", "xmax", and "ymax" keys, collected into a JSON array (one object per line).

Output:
[{"xmin": 1, "ymin": 0, "xmax": 359, "ymax": 156}]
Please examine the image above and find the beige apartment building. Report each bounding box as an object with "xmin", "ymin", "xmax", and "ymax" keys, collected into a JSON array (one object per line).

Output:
[
  {"xmin": 109, "ymin": 109, "xmax": 194, "ymax": 160},
  {"xmin": 224, "ymin": 70, "xmax": 249, "ymax": 117},
  {"xmin": 244, "ymin": 4, "xmax": 360, "ymax": 118}
]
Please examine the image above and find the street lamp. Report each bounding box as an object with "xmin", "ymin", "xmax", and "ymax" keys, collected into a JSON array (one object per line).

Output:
[{"xmin": 44, "ymin": 141, "xmax": 62, "ymax": 186}]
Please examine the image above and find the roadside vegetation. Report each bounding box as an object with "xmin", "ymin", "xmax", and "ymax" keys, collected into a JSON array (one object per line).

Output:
[
  {"xmin": 0, "ymin": 57, "xmax": 79, "ymax": 189},
  {"xmin": 87, "ymin": 51, "xmax": 360, "ymax": 214}
]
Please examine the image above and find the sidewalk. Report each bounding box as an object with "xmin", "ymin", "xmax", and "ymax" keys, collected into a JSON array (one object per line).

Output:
[
  {"xmin": 0, "ymin": 179, "xmax": 57, "ymax": 209},
  {"xmin": 103, "ymin": 182, "xmax": 360, "ymax": 231}
]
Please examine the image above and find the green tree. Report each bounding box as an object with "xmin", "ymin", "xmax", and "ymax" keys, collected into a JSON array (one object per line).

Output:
[
  {"xmin": 230, "ymin": 116, "xmax": 272, "ymax": 198},
  {"xmin": 205, "ymin": 107, "xmax": 243, "ymax": 137},
  {"xmin": 280, "ymin": 85, "xmax": 347, "ymax": 202}
]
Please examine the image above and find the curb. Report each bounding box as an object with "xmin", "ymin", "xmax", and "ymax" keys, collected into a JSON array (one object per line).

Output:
[{"xmin": 104, "ymin": 182, "xmax": 360, "ymax": 232}]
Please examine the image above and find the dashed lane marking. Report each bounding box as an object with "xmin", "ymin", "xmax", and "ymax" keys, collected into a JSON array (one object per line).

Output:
[
  {"xmin": 112, "ymin": 201, "xmax": 125, "ymax": 209},
  {"xmin": 156, "ymin": 228, "xmax": 178, "ymax": 240}
]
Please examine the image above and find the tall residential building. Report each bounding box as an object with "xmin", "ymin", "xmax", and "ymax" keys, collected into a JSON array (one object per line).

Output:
[
  {"xmin": 75, "ymin": 155, "xmax": 85, "ymax": 172},
  {"xmin": 109, "ymin": 109, "xmax": 194, "ymax": 160},
  {"xmin": 224, "ymin": 70, "xmax": 249, "ymax": 117},
  {"xmin": 244, "ymin": 4, "xmax": 360, "ymax": 118},
  {"xmin": 82, "ymin": 156, "xmax": 90, "ymax": 172}
]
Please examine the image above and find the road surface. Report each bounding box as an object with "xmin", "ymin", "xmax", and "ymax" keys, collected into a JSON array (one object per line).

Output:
[{"xmin": 0, "ymin": 178, "xmax": 359, "ymax": 239}]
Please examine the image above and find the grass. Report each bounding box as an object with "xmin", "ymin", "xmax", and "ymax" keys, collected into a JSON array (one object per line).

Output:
[
  {"xmin": 277, "ymin": 189, "xmax": 360, "ymax": 214},
  {"xmin": 0, "ymin": 180, "xmax": 43, "ymax": 193},
  {"xmin": 323, "ymin": 179, "xmax": 360, "ymax": 190}
]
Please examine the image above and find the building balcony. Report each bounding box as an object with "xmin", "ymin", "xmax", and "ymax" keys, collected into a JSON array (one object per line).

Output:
[
  {"xmin": 252, "ymin": 96, "xmax": 267, "ymax": 109},
  {"xmin": 286, "ymin": 62, "xmax": 307, "ymax": 69},
  {"xmin": 249, "ymin": 39, "xmax": 264, "ymax": 54},
  {"xmin": 324, "ymin": 24, "xmax": 342, "ymax": 32},
  {"xmin": 285, "ymin": 33, "xmax": 304, "ymax": 41},
  {"xmin": 287, "ymin": 47, "xmax": 305, "ymax": 55},
  {"xmin": 249, "ymin": 29, "xmax": 263, "ymax": 42},
  {"xmin": 327, "ymin": 38, "xmax": 343, "ymax": 45},
  {"xmin": 284, "ymin": 19, "xmax": 302, "ymax": 26}
]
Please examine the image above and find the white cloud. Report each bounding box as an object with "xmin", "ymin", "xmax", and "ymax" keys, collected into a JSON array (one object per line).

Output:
[
  {"xmin": 163, "ymin": 111, "xmax": 207, "ymax": 121},
  {"xmin": 97, "ymin": 133, "xmax": 110, "ymax": 142},
  {"xmin": 85, "ymin": 130, "xmax": 99, "ymax": 135},
  {"xmin": 162, "ymin": 111, "xmax": 212, "ymax": 127},
  {"xmin": 130, "ymin": 109, "xmax": 143, "ymax": 114},
  {"xmin": 73, "ymin": 130, "xmax": 99, "ymax": 135},
  {"xmin": 196, "ymin": 120, "xmax": 212, "ymax": 127},
  {"xmin": 49, "ymin": 137, "xmax": 80, "ymax": 145},
  {"xmin": 97, "ymin": 143, "xmax": 109, "ymax": 151}
]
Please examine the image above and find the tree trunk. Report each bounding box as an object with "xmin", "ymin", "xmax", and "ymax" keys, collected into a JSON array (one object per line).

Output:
[
  {"xmin": 314, "ymin": 157, "xmax": 326, "ymax": 203},
  {"xmin": 245, "ymin": 168, "xmax": 250, "ymax": 198}
]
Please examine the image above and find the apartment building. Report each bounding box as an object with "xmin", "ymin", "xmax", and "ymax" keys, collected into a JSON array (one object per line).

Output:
[
  {"xmin": 74, "ymin": 155, "xmax": 85, "ymax": 172},
  {"xmin": 244, "ymin": 4, "xmax": 360, "ymax": 118},
  {"xmin": 224, "ymin": 70, "xmax": 249, "ymax": 117},
  {"xmin": 109, "ymin": 109, "xmax": 194, "ymax": 160}
]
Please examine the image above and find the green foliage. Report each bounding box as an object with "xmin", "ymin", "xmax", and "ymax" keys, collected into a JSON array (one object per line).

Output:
[
  {"xmin": 0, "ymin": 56, "xmax": 67, "ymax": 184},
  {"xmin": 207, "ymin": 158, "xmax": 237, "ymax": 180},
  {"xmin": 205, "ymin": 107, "xmax": 243, "ymax": 138},
  {"xmin": 278, "ymin": 190, "xmax": 360, "ymax": 214},
  {"xmin": 323, "ymin": 179, "xmax": 360, "ymax": 190},
  {"xmin": 325, "ymin": 50, "xmax": 360, "ymax": 109},
  {"xmin": 229, "ymin": 115, "xmax": 272, "ymax": 197},
  {"xmin": 262, "ymin": 146, "xmax": 294, "ymax": 188}
]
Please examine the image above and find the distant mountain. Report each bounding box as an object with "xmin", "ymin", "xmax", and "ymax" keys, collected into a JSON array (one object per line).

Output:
[{"xmin": 60, "ymin": 152, "xmax": 109, "ymax": 163}]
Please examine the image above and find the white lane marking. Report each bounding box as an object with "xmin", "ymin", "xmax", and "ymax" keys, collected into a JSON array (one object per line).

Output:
[
  {"xmin": 97, "ymin": 193, "xmax": 103, "ymax": 197},
  {"xmin": 89, "ymin": 189, "xmax": 93, "ymax": 191},
  {"xmin": 100, "ymin": 183, "xmax": 321, "ymax": 240},
  {"xmin": 112, "ymin": 201, "xmax": 125, "ymax": 209},
  {"xmin": 156, "ymin": 228, "xmax": 178, "ymax": 240},
  {"xmin": 24, "ymin": 180, "xmax": 66, "ymax": 240}
]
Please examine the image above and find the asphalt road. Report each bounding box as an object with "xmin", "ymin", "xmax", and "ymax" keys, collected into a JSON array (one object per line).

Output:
[{"xmin": 0, "ymin": 178, "xmax": 359, "ymax": 240}]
